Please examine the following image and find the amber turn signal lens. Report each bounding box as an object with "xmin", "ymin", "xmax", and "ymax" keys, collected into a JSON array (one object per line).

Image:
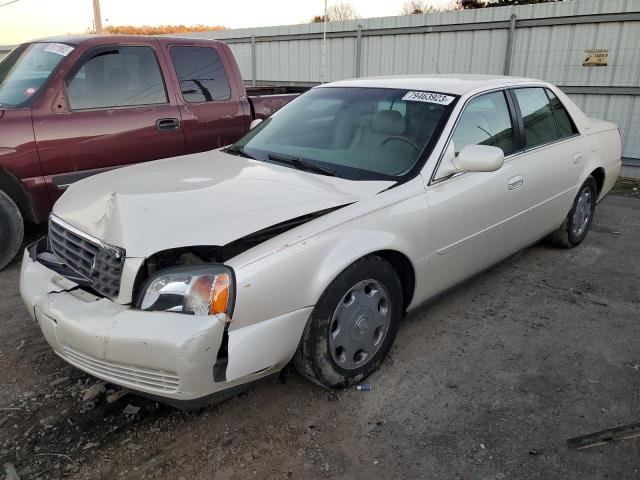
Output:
[{"xmin": 210, "ymin": 273, "xmax": 231, "ymax": 317}]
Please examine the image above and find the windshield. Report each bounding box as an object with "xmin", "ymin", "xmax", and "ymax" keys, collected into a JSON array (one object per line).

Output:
[
  {"xmin": 0, "ymin": 42, "xmax": 73, "ymax": 108},
  {"xmin": 233, "ymin": 87, "xmax": 456, "ymax": 181}
]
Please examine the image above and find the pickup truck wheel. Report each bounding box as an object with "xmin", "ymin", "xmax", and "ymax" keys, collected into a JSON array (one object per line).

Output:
[
  {"xmin": 294, "ymin": 255, "xmax": 402, "ymax": 389},
  {"xmin": 0, "ymin": 190, "xmax": 24, "ymax": 270},
  {"xmin": 549, "ymin": 176, "xmax": 597, "ymax": 248}
]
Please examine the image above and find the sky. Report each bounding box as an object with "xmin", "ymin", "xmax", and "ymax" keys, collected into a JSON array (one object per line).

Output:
[{"xmin": 0, "ymin": 0, "xmax": 455, "ymax": 44}]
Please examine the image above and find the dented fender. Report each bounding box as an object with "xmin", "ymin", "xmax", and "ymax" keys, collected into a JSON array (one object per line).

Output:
[{"xmin": 227, "ymin": 177, "xmax": 430, "ymax": 329}]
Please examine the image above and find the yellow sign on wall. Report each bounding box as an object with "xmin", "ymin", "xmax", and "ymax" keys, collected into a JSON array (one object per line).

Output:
[{"xmin": 583, "ymin": 49, "xmax": 608, "ymax": 67}]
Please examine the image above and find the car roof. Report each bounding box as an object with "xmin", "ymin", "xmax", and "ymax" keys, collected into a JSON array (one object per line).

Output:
[
  {"xmin": 319, "ymin": 74, "xmax": 545, "ymax": 96},
  {"xmin": 27, "ymin": 34, "xmax": 222, "ymax": 47}
]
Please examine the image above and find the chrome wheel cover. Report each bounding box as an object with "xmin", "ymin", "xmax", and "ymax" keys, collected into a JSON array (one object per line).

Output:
[
  {"xmin": 328, "ymin": 279, "xmax": 392, "ymax": 370},
  {"xmin": 572, "ymin": 187, "xmax": 593, "ymax": 238}
]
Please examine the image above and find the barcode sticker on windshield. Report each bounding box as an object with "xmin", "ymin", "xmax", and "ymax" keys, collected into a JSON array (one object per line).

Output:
[
  {"xmin": 43, "ymin": 43, "xmax": 75, "ymax": 57},
  {"xmin": 402, "ymin": 91, "xmax": 455, "ymax": 105}
]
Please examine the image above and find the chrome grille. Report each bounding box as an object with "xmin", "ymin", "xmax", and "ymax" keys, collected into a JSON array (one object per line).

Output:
[{"xmin": 48, "ymin": 217, "xmax": 125, "ymax": 298}]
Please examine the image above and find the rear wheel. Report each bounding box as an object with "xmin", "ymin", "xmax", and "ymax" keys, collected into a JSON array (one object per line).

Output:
[
  {"xmin": 294, "ymin": 255, "xmax": 402, "ymax": 389},
  {"xmin": 0, "ymin": 190, "xmax": 24, "ymax": 270},
  {"xmin": 549, "ymin": 176, "xmax": 597, "ymax": 248}
]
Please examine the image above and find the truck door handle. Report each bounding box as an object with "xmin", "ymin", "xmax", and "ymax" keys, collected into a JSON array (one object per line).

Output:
[
  {"xmin": 156, "ymin": 118, "xmax": 180, "ymax": 132},
  {"xmin": 508, "ymin": 175, "xmax": 524, "ymax": 190}
]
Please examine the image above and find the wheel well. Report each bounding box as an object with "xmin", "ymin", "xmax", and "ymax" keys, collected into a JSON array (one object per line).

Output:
[
  {"xmin": 372, "ymin": 250, "xmax": 415, "ymax": 313},
  {"xmin": 590, "ymin": 167, "xmax": 605, "ymax": 195},
  {"xmin": 0, "ymin": 168, "xmax": 37, "ymax": 223}
]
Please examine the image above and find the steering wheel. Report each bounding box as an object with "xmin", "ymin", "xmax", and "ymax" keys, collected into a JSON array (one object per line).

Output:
[{"xmin": 382, "ymin": 135, "xmax": 420, "ymax": 151}]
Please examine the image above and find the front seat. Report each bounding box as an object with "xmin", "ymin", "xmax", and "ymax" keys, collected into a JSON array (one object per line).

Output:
[{"xmin": 355, "ymin": 110, "xmax": 417, "ymax": 174}]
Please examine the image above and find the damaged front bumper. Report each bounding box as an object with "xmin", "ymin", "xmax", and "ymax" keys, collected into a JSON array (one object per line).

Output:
[{"xmin": 20, "ymin": 243, "xmax": 312, "ymax": 408}]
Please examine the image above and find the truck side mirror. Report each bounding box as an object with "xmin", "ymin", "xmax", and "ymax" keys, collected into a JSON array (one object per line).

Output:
[{"xmin": 249, "ymin": 118, "xmax": 263, "ymax": 130}]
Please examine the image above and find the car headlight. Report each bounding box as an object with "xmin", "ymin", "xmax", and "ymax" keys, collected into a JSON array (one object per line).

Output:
[{"xmin": 137, "ymin": 265, "xmax": 235, "ymax": 318}]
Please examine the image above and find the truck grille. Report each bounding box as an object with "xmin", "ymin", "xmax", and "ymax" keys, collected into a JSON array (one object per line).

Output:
[{"xmin": 48, "ymin": 217, "xmax": 125, "ymax": 298}]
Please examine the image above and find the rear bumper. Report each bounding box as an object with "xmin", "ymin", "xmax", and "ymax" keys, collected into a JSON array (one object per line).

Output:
[{"xmin": 20, "ymin": 249, "xmax": 311, "ymax": 406}]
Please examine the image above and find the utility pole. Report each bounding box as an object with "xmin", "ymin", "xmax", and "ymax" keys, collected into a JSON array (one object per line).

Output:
[
  {"xmin": 92, "ymin": 0, "xmax": 103, "ymax": 33},
  {"xmin": 320, "ymin": 0, "xmax": 328, "ymax": 83}
]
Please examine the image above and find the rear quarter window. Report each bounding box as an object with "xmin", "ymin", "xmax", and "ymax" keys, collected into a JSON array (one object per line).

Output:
[{"xmin": 546, "ymin": 89, "xmax": 578, "ymax": 138}]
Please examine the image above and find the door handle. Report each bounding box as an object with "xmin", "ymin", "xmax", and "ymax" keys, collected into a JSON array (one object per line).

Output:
[
  {"xmin": 508, "ymin": 175, "xmax": 524, "ymax": 190},
  {"xmin": 573, "ymin": 152, "xmax": 584, "ymax": 164},
  {"xmin": 156, "ymin": 118, "xmax": 180, "ymax": 132}
]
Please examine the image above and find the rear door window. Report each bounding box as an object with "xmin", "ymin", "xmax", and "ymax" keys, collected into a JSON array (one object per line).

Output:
[
  {"xmin": 170, "ymin": 46, "xmax": 231, "ymax": 103},
  {"xmin": 513, "ymin": 87, "xmax": 560, "ymax": 148},
  {"xmin": 67, "ymin": 46, "xmax": 167, "ymax": 110}
]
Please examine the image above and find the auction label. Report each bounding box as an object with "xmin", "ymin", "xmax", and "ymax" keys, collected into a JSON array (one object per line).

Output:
[
  {"xmin": 44, "ymin": 43, "xmax": 75, "ymax": 57},
  {"xmin": 402, "ymin": 91, "xmax": 455, "ymax": 105}
]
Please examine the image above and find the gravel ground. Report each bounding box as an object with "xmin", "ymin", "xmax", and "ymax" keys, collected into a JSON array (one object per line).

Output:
[{"xmin": 1, "ymin": 194, "xmax": 639, "ymax": 480}]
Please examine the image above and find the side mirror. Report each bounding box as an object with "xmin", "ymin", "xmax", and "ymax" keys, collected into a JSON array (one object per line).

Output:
[
  {"xmin": 249, "ymin": 118, "xmax": 263, "ymax": 130},
  {"xmin": 453, "ymin": 145, "xmax": 504, "ymax": 173}
]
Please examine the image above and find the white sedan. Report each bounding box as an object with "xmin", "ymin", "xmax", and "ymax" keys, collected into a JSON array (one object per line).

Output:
[{"xmin": 20, "ymin": 75, "xmax": 621, "ymax": 407}]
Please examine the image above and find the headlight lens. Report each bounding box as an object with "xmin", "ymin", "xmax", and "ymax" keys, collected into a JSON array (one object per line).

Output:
[{"xmin": 138, "ymin": 265, "xmax": 235, "ymax": 318}]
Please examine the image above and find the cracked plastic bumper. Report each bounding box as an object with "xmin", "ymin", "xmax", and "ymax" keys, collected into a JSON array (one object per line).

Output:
[{"xmin": 20, "ymin": 249, "xmax": 312, "ymax": 406}]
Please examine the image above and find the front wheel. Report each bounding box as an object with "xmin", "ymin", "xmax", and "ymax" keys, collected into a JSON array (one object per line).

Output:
[
  {"xmin": 294, "ymin": 255, "xmax": 402, "ymax": 389},
  {"xmin": 0, "ymin": 190, "xmax": 24, "ymax": 270},
  {"xmin": 549, "ymin": 176, "xmax": 597, "ymax": 248}
]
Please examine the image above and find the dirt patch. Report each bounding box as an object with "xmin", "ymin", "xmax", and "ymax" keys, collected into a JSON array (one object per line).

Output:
[
  {"xmin": 1, "ymin": 196, "xmax": 639, "ymax": 479},
  {"xmin": 610, "ymin": 177, "xmax": 640, "ymax": 199}
]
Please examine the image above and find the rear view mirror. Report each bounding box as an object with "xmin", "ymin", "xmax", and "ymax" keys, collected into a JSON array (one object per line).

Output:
[
  {"xmin": 249, "ymin": 118, "xmax": 263, "ymax": 130},
  {"xmin": 454, "ymin": 145, "xmax": 504, "ymax": 173}
]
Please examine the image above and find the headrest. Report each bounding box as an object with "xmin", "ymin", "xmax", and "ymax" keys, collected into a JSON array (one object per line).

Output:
[{"xmin": 372, "ymin": 110, "xmax": 405, "ymax": 135}]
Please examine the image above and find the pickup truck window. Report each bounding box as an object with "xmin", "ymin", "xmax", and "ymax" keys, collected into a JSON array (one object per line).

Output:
[
  {"xmin": 170, "ymin": 46, "xmax": 231, "ymax": 103},
  {"xmin": 233, "ymin": 87, "xmax": 454, "ymax": 181},
  {"xmin": 66, "ymin": 46, "xmax": 168, "ymax": 110},
  {"xmin": 0, "ymin": 43, "xmax": 69, "ymax": 108}
]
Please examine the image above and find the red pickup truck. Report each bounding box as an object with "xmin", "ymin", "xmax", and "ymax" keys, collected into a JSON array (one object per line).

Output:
[{"xmin": 0, "ymin": 35, "xmax": 304, "ymax": 269}]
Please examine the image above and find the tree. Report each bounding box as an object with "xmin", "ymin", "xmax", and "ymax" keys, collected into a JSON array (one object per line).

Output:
[
  {"xmin": 310, "ymin": 2, "xmax": 359, "ymax": 22},
  {"xmin": 103, "ymin": 24, "xmax": 225, "ymax": 35},
  {"xmin": 457, "ymin": 0, "xmax": 563, "ymax": 8},
  {"xmin": 401, "ymin": 0, "xmax": 428, "ymax": 14},
  {"xmin": 327, "ymin": 2, "xmax": 359, "ymax": 21},
  {"xmin": 400, "ymin": 0, "xmax": 458, "ymax": 14}
]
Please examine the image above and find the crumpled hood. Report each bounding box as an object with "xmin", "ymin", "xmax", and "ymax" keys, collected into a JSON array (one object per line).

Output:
[{"xmin": 53, "ymin": 149, "xmax": 393, "ymax": 257}]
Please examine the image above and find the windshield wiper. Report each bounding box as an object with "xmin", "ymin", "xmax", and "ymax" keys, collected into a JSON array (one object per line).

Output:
[
  {"xmin": 223, "ymin": 145, "xmax": 257, "ymax": 160},
  {"xmin": 267, "ymin": 154, "xmax": 336, "ymax": 177}
]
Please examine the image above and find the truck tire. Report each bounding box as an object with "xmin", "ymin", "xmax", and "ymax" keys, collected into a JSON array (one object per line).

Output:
[{"xmin": 0, "ymin": 190, "xmax": 24, "ymax": 270}]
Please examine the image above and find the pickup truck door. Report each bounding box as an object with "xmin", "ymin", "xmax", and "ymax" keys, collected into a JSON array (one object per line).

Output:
[
  {"xmin": 421, "ymin": 90, "xmax": 532, "ymax": 299},
  {"xmin": 164, "ymin": 44, "xmax": 250, "ymax": 153},
  {"xmin": 32, "ymin": 42, "xmax": 186, "ymax": 200}
]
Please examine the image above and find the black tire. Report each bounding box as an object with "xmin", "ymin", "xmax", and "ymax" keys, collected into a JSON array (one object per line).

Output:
[
  {"xmin": 294, "ymin": 255, "xmax": 402, "ymax": 389},
  {"xmin": 0, "ymin": 190, "xmax": 24, "ymax": 270},
  {"xmin": 548, "ymin": 176, "xmax": 597, "ymax": 248}
]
